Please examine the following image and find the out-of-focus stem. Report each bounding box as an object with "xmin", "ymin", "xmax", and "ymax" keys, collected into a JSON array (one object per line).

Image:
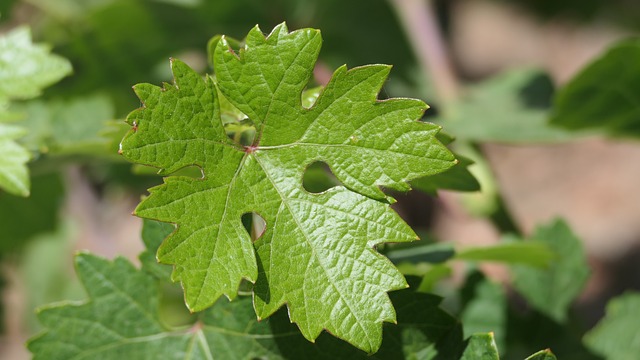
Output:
[{"xmin": 389, "ymin": 0, "xmax": 459, "ymax": 107}]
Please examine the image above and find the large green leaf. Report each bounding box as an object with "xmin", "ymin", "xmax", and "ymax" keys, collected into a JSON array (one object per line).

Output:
[
  {"xmin": 28, "ymin": 252, "xmax": 459, "ymax": 359},
  {"xmin": 583, "ymin": 292, "xmax": 640, "ymax": 360},
  {"xmin": 119, "ymin": 23, "xmax": 455, "ymax": 352},
  {"xmin": 551, "ymin": 39, "xmax": 640, "ymax": 138},
  {"xmin": 511, "ymin": 219, "xmax": 590, "ymax": 322}
]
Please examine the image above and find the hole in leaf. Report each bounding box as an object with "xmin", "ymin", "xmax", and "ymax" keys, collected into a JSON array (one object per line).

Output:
[
  {"xmin": 158, "ymin": 282, "xmax": 197, "ymax": 327},
  {"xmin": 301, "ymin": 86, "xmax": 323, "ymax": 109},
  {"xmin": 241, "ymin": 212, "xmax": 266, "ymax": 242},
  {"xmin": 302, "ymin": 161, "xmax": 342, "ymax": 193},
  {"xmin": 224, "ymin": 117, "xmax": 256, "ymax": 146},
  {"xmin": 219, "ymin": 88, "xmax": 256, "ymax": 146}
]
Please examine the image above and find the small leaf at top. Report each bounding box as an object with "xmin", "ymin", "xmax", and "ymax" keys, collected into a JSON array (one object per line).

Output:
[{"xmin": 119, "ymin": 22, "xmax": 455, "ymax": 352}]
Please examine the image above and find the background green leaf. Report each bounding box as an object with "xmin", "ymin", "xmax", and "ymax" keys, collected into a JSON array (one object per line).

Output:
[
  {"xmin": 551, "ymin": 38, "xmax": 640, "ymax": 138},
  {"xmin": 511, "ymin": 219, "xmax": 590, "ymax": 323},
  {"xmin": 0, "ymin": 26, "xmax": 71, "ymax": 196},
  {"xmin": 0, "ymin": 27, "xmax": 72, "ymax": 100},
  {"xmin": 28, "ymin": 249, "xmax": 462, "ymax": 359},
  {"xmin": 583, "ymin": 292, "xmax": 640, "ymax": 360},
  {"xmin": 459, "ymin": 272, "xmax": 507, "ymax": 351},
  {"xmin": 438, "ymin": 69, "xmax": 576, "ymax": 143}
]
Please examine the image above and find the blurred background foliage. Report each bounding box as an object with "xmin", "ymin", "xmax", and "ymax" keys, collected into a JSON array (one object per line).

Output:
[{"xmin": 0, "ymin": 0, "xmax": 639, "ymax": 358}]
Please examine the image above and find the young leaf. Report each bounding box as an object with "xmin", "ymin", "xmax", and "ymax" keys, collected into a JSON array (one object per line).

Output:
[
  {"xmin": 583, "ymin": 292, "xmax": 640, "ymax": 360},
  {"xmin": 119, "ymin": 23, "xmax": 455, "ymax": 352},
  {"xmin": 551, "ymin": 39, "xmax": 640, "ymax": 138},
  {"xmin": 511, "ymin": 219, "xmax": 590, "ymax": 323}
]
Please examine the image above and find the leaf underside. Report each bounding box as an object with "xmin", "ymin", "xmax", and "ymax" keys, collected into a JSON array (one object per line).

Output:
[{"xmin": 119, "ymin": 23, "xmax": 455, "ymax": 352}]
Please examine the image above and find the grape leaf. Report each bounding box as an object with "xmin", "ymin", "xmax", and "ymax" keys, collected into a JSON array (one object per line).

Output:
[
  {"xmin": 119, "ymin": 23, "xmax": 455, "ymax": 352},
  {"xmin": 511, "ymin": 219, "xmax": 590, "ymax": 323},
  {"xmin": 28, "ymin": 253, "xmax": 299, "ymax": 360},
  {"xmin": 28, "ymin": 251, "xmax": 459, "ymax": 359},
  {"xmin": 0, "ymin": 26, "xmax": 71, "ymax": 196},
  {"xmin": 583, "ymin": 292, "xmax": 640, "ymax": 360}
]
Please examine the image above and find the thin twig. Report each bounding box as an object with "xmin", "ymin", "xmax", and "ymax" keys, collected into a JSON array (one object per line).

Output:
[{"xmin": 389, "ymin": 0, "xmax": 459, "ymax": 107}]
